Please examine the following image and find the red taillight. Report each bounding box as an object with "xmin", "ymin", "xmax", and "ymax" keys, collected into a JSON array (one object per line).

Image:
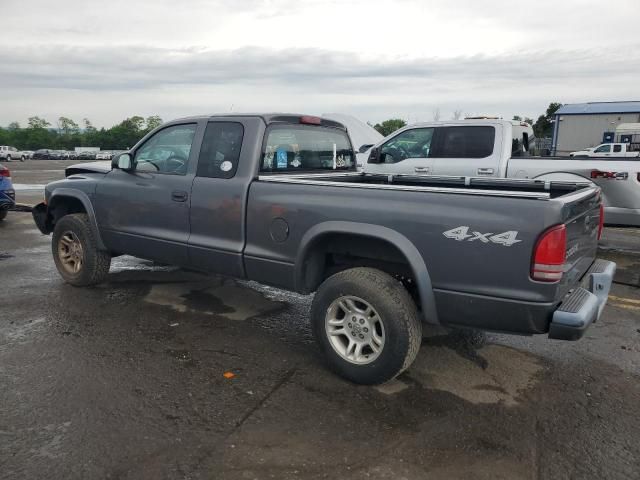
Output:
[
  {"xmin": 0, "ymin": 167, "xmax": 10, "ymax": 177},
  {"xmin": 532, "ymin": 225, "xmax": 567, "ymax": 282},
  {"xmin": 598, "ymin": 203, "xmax": 604, "ymax": 240},
  {"xmin": 300, "ymin": 115, "xmax": 321, "ymax": 125}
]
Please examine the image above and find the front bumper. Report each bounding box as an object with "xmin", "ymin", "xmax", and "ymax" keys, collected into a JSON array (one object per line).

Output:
[
  {"xmin": 32, "ymin": 202, "xmax": 52, "ymax": 234},
  {"xmin": 549, "ymin": 259, "xmax": 616, "ymax": 340}
]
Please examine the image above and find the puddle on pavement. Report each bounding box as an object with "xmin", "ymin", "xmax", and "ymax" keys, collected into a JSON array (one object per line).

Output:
[
  {"xmin": 144, "ymin": 278, "xmax": 284, "ymax": 321},
  {"xmin": 408, "ymin": 338, "xmax": 543, "ymax": 406}
]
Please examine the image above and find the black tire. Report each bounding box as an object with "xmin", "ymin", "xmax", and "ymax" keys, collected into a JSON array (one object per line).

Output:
[
  {"xmin": 6, "ymin": 155, "xmax": 11, "ymax": 162},
  {"xmin": 311, "ymin": 267, "xmax": 422, "ymax": 385},
  {"xmin": 0, "ymin": 210, "xmax": 7, "ymax": 221},
  {"xmin": 20, "ymin": 155, "xmax": 25, "ymax": 162},
  {"xmin": 52, "ymin": 213, "xmax": 111, "ymax": 286}
]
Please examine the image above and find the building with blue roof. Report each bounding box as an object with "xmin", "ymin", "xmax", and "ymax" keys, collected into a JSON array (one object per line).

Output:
[{"xmin": 552, "ymin": 101, "xmax": 640, "ymax": 154}]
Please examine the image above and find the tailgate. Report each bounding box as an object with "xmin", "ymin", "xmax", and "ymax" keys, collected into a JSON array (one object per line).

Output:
[{"xmin": 557, "ymin": 187, "xmax": 601, "ymax": 297}]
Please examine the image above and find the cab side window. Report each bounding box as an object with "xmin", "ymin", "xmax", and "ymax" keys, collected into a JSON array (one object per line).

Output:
[
  {"xmin": 613, "ymin": 144, "xmax": 622, "ymax": 153},
  {"xmin": 197, "ymin": 122, "xmax": 244, "ymax": 179},
  {"xmin": 594, "ymin": 144, "xmax": 611, "ymax": 153},
  {"xmin": 134, "ymin": 124, "xmax": 196, "ymax": 175},
  {"xmin": 434, "ymin": 126, "xmax": 495, "ymax": 159},
  {"xmin": 379, "ymin": 128, "xmax": 434, "ymax": 164}
]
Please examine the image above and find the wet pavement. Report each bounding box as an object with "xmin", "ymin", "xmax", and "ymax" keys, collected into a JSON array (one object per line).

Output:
[{"xmin": 1, "ymin": 161, "xmax": 639, "ymax": 479}]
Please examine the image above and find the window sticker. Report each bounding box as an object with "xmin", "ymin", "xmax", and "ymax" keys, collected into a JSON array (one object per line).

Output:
[
  {"xmin": 276, "ymin": 149, "xmax": 288, "ymax": 168},
  {"xmin": 220, "ymin": 160, "xmax": 233, "ymax": 172}
]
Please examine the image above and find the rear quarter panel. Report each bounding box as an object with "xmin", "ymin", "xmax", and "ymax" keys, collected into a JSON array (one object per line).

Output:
[{"xmin": 244, "ymin": 181, "xmax": 573, "ymax": 304}]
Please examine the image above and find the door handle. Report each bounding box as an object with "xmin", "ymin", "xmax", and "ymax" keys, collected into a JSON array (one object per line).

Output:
[
  {"xmin": 171, "ymin": 190, "xmax": 188, "ymax": 202},
  {"xmin": 477, "ymin": 168, "xmax": 495, "ymax": 175},
  {"xmin": 414, "ymin": 166, "xmax": 429, "ymax": 173}
]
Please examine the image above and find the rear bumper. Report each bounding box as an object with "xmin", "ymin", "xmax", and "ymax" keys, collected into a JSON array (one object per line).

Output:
[
  {"xmin": 548, "ymin": 259, "xmax": 616, "ymax": 340},
  {"xmin": 0, "ymin": 189, "xmax": 16, "ymax": 210}
]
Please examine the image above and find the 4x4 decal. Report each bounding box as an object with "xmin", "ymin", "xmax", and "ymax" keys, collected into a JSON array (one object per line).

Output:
[{"xmin": 443, "ymin": 226, "xmax": 522, "ymax": 246}]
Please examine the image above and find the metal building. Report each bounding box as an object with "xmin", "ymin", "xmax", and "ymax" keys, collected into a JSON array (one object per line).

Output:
[{"xmin": 552, "ymin": 101, "xmax": 640, "ymax": 155}]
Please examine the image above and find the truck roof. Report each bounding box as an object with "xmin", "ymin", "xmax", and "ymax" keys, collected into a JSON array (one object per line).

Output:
[
  {"xmin": 396, "ymin": 119, "xmax": 513, "ymax": 129},
  {"xmin": 170, "ymin": 113, "xmax": 347, "ymax": 130}
]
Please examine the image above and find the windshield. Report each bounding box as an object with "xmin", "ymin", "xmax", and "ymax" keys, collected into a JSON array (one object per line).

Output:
[{"xmin": 261, "ymin": 125, "xmax": 355, "ymax": 172}]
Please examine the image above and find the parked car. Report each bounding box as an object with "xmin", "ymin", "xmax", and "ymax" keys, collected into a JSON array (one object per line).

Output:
[
  {"xmin": 95, "ymin": 151, "xmax": 113, "ymax": 160},
  {"xmin": 66, "ymin": 151, "xmax": 78, "ymax": 160},
  {"xmin": 48, "ymin": 150, "xmax": 66, "ymax": 160},
  {"xmin": 33, "ymin": 114, "xmax": 614, "ymax": 385},
  {"xmin": 22, "ymin": 150, "xmax": 34, "ymax": 159},
  {"xmin": 77, "ymin": 151, "xmax": 97, "ymax": 160},
  {"xmin": 570, "ymin": 143, "xmax": 640, "ymax": 158},
  {"xmin": 363, "ymin": 119, "xmax": 640, "ymax": 227},
  {"xmin": 0, "ymin": 145, "xmax": 28, "ymax": 162},
  {"xmin": 0, "ymin": 164, "xmax": 15, "ymax": 221},
  {"xmin": 32, "ymin": 149, "xmax": 52, "ymax": 160}
]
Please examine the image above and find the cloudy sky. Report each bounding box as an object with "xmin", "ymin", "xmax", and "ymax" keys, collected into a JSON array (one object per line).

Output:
[{"xmin": 2, "ymin": 0, "xmax": 639, "ymax": 127}]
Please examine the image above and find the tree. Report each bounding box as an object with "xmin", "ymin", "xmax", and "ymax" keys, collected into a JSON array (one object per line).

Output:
[
  {"xmin": 8, "ymin": 121, "xmax": 20, "ymax": 130},
  {"xmin": 145, "ymin": 115, "xmax": 163, "ymax": 131},
  {"xmin": 83, "ymin": 118, "xmax": 96, "ymax": 132},
  {"xmin": 452, "ymin": 110, "xmax": 463, "ymax": 120},
  {"xmin": 432, "ymin": 108, "xmax": 441, "ymax": 121},
  {"xmin": 27, "ymin": 116, "xmax": 51, "ymax": 129},
  {"xmin": 512, "ymin": 115, "xmax": 522, "ymax": 121},
  {"xmin": 533, "ymin": 102, "xmax": 562, "ymax": 138},
  {"xmin": 373, "ymin": 118, "xmax": 407, "ymax": 137},
  {"xmin": 58, "ymin": 116, "xmax": 79, "ymax": 136}
]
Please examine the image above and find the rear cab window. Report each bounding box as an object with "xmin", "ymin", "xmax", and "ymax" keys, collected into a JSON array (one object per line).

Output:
[{"xmin": 261, "ymin": 124, "xmax": 355, "ymax": 173}]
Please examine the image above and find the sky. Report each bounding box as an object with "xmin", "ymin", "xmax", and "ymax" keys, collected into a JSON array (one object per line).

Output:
[{"xmin": 1, "ymin": 0, "xmax": 639, "ymax": 128}]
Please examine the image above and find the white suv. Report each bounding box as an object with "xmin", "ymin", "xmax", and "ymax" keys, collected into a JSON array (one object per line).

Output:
[{"xmin": 0, "ymin": 146, "xmax": 27, "ymax": 162}]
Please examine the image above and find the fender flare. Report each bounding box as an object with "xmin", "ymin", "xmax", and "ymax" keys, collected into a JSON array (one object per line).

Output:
[
  {"xmin": 295, "ymin": 221, "xmax": 439, "ymax": 324},
  {"xmin": 48, "ymin": 188, "xmax": 107, "ymax": 251}
]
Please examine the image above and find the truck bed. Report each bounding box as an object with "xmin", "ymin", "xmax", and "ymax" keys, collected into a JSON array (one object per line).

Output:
[{"xmin": 258, "ymin": 171, "xmax": 593, "ymax": 199}]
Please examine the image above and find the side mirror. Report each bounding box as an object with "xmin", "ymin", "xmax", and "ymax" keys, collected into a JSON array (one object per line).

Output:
[
  {"xmin": 359, "ymin": 143, "xmax": 374, "ymax": 154},
  {"xmin": 367, "ymin": 147, "xmax": 381, "ymax": 164},
  {"xmin": 112, "ymin": 153, "xmax": 133, "ymax": 171}
]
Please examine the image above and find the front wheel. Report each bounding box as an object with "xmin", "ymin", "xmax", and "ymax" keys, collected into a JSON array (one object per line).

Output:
[
  {"xmin": 0, "ymin": 210, "xmax": 7, "ymax": 221},
  {"xmin": 311, "ymin": 267, "xmax": 422, "ymax": 385},
  {"xmin": 20, "ymin": 155, "xmax": 25, "ymax": 162},
  {"xmin": 52, "ymin": 213, "xmax": 111, "ymax": 286}
]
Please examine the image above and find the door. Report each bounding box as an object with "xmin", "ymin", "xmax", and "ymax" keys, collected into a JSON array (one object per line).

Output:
[
  {"xmin": 366, "ymin": 127, "xmax": 435, "ymax": 175},
  {"xmin": 188, "ymin": 120, "xmax": 249, "ymax": 277},
  {"xmin": 431, "ymin": 125, "xmax": 502, "ymax": 177},
  {"xmin": 94, "ymin": 123, "xmax": 198, "ymax": 266},
  {"xmin": 593, "ymin": 144, "xmax": 612, "ymax": 157}
]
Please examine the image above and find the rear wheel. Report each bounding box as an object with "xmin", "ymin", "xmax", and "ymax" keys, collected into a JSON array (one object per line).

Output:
[
  {"xmin": 52, "ymin": 214, "xmax": 111, "ymax": 286},
  {"xmin": 0, "ymin": 210, "xmax": 7, "ymax": 221},
  {"xmin": 311, "ymin": 267, "xmax": 422, "ymax": 385}
]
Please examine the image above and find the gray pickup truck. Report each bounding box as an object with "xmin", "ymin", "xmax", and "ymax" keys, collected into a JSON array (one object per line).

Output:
[{"xmin": 33, "ymin": 114, "xmax": 616, "ymax": 384}]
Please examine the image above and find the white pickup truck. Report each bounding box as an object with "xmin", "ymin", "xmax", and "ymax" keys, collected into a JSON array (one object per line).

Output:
[
  {"xmin": 0, "ymin": 146, "xmax": 28, "ymax": 162},
  {"xmin": 570, "ymin": 143, "xmax": 640, "ymax": 158},
  {"xmin": 363, "ymin": 119, "xmax": 640, "ymax": 227}
]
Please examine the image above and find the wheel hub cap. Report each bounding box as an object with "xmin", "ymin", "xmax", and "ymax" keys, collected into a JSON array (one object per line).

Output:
[
  {"xmin": 325, "ymin": 295, "xmax": 385, "ymax": 365},
  {"xmin": 58, "ymin": 231, "xmax": 84, "ymax": 274}
]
